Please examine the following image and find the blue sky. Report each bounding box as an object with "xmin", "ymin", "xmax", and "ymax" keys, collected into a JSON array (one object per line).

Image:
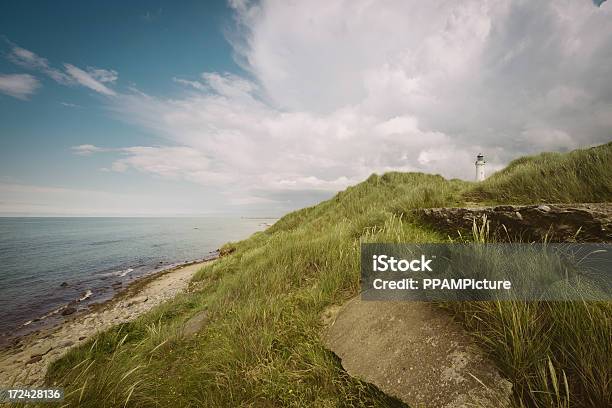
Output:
[
  {"xmin": 1, "ymin": 1, "xmax": 246, "ymax": 215},
  {"xmin": 1, "ymin": 1, "xmax": 611, "ymax": 216}
]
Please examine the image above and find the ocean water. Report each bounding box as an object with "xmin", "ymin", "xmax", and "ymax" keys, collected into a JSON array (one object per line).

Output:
[{"xmin": 0, "ymin": 217, "xmax": 267, "ymax": 345}]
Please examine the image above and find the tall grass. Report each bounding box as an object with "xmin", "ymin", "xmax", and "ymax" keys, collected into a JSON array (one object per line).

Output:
[
  {"xmin": 444, "ymin": 218, "xmax": 611, "ymax": 407},
  {"xmin": 46, "ymin": 173, "xmax": 451, "ymax": 407},
  {"xmin": 44, "ymin": 143, "xmax": 611, "ymax": 407},
  {"xmin": 466, "ymin": 142, "xmax": 612, "ymax": 204}
]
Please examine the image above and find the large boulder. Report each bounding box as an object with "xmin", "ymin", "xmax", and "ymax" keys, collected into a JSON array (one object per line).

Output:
[{"xmin": 323, "ymin": 298, "xmax": 513, "ymax": 408}]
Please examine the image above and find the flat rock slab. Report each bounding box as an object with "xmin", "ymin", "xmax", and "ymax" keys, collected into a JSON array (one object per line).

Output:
[
  {"xmin": 182, "ymin": 310, "xmax": 209, "ymax": 337},
  {"xmin": 414, "ymin": 203, "xmax": 612, "ymax": 242},
  {"xmin": 323, "ymin": 298, "xmax": 512, "ymax": 408}
]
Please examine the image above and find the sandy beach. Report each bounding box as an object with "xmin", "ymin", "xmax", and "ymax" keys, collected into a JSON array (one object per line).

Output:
[{"xmin": 0, "ymin": 260, "xmax": 213, "ymax": 387}]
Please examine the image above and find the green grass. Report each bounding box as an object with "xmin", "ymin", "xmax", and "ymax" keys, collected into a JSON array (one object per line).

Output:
[
  {"xmin": 44, "ymin": 143, "xmax": 611, "ymax": 407},
  {"xmin": 465, "ymin": 142, "xmax": 612, "ymax": 204}
]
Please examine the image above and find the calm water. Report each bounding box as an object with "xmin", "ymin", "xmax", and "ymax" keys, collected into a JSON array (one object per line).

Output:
[{"xmin": 0, "ymin": 217, "xmax": 266, "ymax": 344}]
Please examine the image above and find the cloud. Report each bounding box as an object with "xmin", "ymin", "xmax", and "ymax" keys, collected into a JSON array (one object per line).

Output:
[
  {"xmin": 60, "ymin": 101, "xmax": 81, "ymax": 108},
  {"xmin": 86, "ymin": 67, "xmax": 118, "ymax": 83},
  {"xmin": 71, "ymin": 144, "xmax": 112, "ymax": 155},
  {"xmin": 81, "ymin": 0, "xmax": 612, "ymax": 210},
  {"xmin": 5, "ymin": 41, "xmax": 118, "ymax": 96},
  {"xmin": 173, "ymin": 77, "xmax": 206, "ymax": 90},
  {"xmin": 0, "ymin": 182, "xmax": 196, "ymax": 216},
  {"xmin": 110, "ymin": 146, "xmax": 220, "ymax": 182},
  {"xmin": 0, "ymin": 73, "xmax": 40, "ymax": 99},
  {"xmin": 64, "ymin": 64, "xmax": 116, "ymax": 96},
  {"xmin": 7, "ymin": 44, "xmax": 72, "ymax": 84}
]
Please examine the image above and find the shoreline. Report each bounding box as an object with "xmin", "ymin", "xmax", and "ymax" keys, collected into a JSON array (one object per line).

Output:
[
  {"xmin": 0, "ymin": 257, "xmax": 216, "ymax": 387},
  {"xmin": 1, "ymin": 253, "xmax": 218, "ymax": 349}
]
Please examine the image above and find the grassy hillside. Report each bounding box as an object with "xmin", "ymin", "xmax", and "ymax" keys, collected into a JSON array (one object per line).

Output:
[
  {"xmin": 466, "ymin": 142, "xmax": 612, "ymax": 204},
  {"xmin": 45, "ymin": 143, "xmax": 611, "ymax": 407}
]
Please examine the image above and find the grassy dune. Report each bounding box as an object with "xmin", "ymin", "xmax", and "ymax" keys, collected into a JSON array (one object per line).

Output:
[
  {"xmin": 466, "ymin": 142, "xmax": 612, "ymax": 204},
  {"xmin": 46, "ymin": 143, "xmax": 611, "ymax": 407}
]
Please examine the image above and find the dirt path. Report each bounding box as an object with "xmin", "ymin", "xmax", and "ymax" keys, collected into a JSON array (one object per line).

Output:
[
  {"xmin": 0, "ymin": 261, "xmax": 210, "ymax": 387},
  {"xmin": 323, "ymin": 298, "xmax": 512, "ymax": 408}
]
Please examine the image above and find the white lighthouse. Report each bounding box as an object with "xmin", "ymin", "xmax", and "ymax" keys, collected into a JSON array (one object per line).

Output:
[{"xmin": 475, "ymin": 153, "xmax": 486, "ymax": 181}]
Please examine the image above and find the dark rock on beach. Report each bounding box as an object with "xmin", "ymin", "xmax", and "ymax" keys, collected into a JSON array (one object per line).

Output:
[
  {"xmin": 25, "ymin": 355, "xmax": 42, "ymax": 365},
  {"xmin": 61, "ymin": 307, "xmax": 77, "ymax": 316}
]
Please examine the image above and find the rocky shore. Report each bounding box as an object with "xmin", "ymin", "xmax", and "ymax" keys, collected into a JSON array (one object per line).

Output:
[{"xmin": 0, "ymin": 260, "xmax": 214, "ymax": 386}]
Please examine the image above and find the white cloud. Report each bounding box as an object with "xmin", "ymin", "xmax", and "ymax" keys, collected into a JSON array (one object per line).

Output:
[
  {"xmin": 6, "ymin": 41, "xmax": 118, "ymax": 96},
  {"xmin": 86, "ymin": 67, "xmax": 118, "ymax": 83},
  {"xmin": 78, "ymin": 0, "xmax": 612, "ymax": 210},
  {"xmin": 173, "ymin": 77, "xmax": 206, "ymax": 90},
  {"xmin": 71, "ymin": 144, "xmax": 111, "ymax": 155},
  {"xmin": 60, "ymin": 101, "xmax": 81, "ymax": 108},
  {"xmin": 111, "ymin": 146, "xmax": 223, "ymax": 182},
  {"xmin": 0, "ymin": 182, "xmax": 199, "ymax": 216},
  {"xmin": 64, "ymin": 64, "xmax": 116, "ymax": 96},
  {"xmin": 8, "ymin": 44, "xmax": 72, "ymax": 84},
  {"xmin": 0, "ymin": 73, "xmax": 40, "ymax": 99}
]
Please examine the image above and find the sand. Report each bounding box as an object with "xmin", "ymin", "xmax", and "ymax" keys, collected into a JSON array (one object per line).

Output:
[{"xmin": 0, "ymin": 260, "xmax": 212, "ymax": 386}]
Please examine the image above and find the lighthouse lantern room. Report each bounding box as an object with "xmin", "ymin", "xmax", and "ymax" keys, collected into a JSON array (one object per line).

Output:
[{"xmin": 475, "ymin": 153, "xmax": 486, "ymax": 181}]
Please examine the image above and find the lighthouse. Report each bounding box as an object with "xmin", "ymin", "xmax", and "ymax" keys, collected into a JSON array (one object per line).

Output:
[{"xmin": 475, "ymin": 153, "xmax": 486, "ymax": 181}]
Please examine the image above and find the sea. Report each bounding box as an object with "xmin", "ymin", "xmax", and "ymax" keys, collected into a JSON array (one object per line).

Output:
[{"xmin": 0, "ymin": 217, "xmax": 268, "ymax": 346}]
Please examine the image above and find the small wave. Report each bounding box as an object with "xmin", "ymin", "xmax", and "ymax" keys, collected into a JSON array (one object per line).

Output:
[
  {"xmin": 20, "ymin": 289, "xmax": 94, "ymax": 327},
  {"xmin": 22, "ymin": 305, "xmax": 64, "ymax": 326},
  {"xmin": 89, "ymin": 239, "xmax": 122, "ymax": 246},
  {"xmin": 99, "ymin": 267, "xmax": 134, "ymax": 278},
  {"xmin": 118, "ymin": 268, "xmax": 134, "ymax": 277},
  {"xmin": 78, "ymin": 290, "xmax": 93, "ymax": 302}
]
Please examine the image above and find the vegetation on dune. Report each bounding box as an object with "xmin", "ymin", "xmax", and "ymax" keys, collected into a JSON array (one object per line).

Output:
[
  {"xmin": 45, "ymin": 143, "xmax": 611, "ymax": 407},
  {"xmin": 466, "ymin": 141, "xmax": 612, "ymax": 204}
]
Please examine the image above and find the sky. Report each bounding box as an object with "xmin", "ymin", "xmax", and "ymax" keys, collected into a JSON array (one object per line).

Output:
[{"xmin": 0, "ymin": 0, "xmax": 611, "ymax": 216}]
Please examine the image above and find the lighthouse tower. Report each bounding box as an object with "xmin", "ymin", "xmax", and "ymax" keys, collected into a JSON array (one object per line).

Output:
[{"xmin": 475, "ymin": 153, "xmax": 486, "ymax": 181}]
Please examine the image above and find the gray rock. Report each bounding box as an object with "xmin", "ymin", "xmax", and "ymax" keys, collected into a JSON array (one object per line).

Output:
[
  {"xmin": 61, "ymin": 306, "xmax": 77, "ymax": 316},
  {"xmin": 182, "ymin": 311, "xmax": 209, "ymax": 337},
  {"xmin": 29, "ymin": 346, "xmax": 52, "ymax": 359},
  {"xmin": 25, "ymin": 355, "xmax": 42, "ymax": 365},
  {"xmin": 127, "ymin": 296, "xmax": 148, "ymax": 306},
  {"xmin": 323, "ymin": 298, "xmax": 513, "ymax": 407},
  {"xmin": 414, "ymin": 203, "xmax": 612, "ymax": 242}
]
